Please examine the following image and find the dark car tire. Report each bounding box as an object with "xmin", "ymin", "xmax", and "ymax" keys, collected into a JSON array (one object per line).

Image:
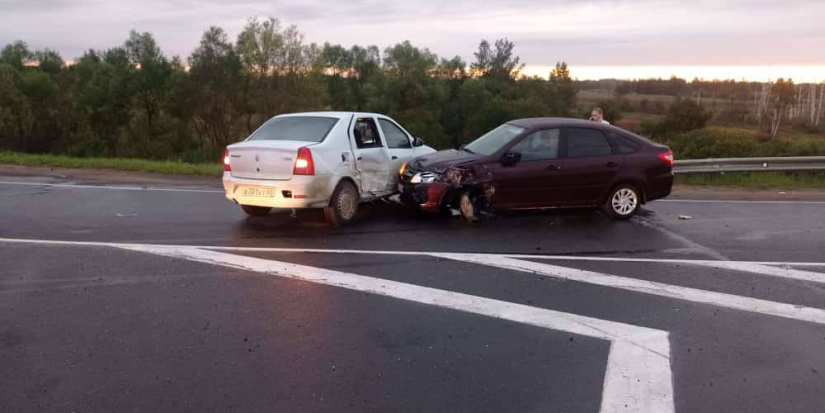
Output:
[
  {"xmin": 459, "ymin": 190, "xmax": 479, "ymax": 223},
  {"xmin": 241, "ymin": 205, "xmax": 271, "ymax": 217},
  {"xmin": 324, "ymin": 181, "xmax": 359, "ymax": 227},
  {"xmin": 603, "ymin": 184, "xmax": 641, "ymax": 219}
]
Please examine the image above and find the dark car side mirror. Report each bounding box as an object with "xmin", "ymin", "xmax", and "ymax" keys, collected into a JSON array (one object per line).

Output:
[
  {"xmin": 413, "ymin": 137, "xmax": 424, "ymax": 147},
  {"xmin": 501, "ymin": 152, "xmax": 521, "ymax": 166}
]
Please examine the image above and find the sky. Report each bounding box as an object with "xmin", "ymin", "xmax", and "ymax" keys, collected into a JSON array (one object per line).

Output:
[{"xmin": 1, "ymin": 0, "xmax": 824, "ymax": 81}]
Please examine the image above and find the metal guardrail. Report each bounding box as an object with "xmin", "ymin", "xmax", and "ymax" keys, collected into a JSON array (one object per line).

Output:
[{"xmin": 673, "ymin": 156, "xmax": 825, "ymax": 174}]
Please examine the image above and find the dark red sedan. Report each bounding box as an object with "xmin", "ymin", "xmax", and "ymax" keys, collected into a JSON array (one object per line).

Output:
[{"xmin": 398, "ymin": 118, "xmax": 674, "ymax": 221}]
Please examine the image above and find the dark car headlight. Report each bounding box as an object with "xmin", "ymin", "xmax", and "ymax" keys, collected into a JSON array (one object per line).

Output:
[{"xmin": 410, "ymin": 172, "xmax": 439, "ymax": 184}]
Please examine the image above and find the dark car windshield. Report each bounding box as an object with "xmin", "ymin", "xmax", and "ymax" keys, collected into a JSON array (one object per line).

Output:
[
  {"xmin": 247, "ymin": 116, "xmax": 339, "ymax": 142},
  {"xmin": 463, "ymin": 123, "xmax": 526, "ymax": 156}
]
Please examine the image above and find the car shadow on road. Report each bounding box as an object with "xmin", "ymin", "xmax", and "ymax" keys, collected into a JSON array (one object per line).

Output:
[{"xmin": 235, "ymin": 201, "xmax": 652, "ymax": 239}]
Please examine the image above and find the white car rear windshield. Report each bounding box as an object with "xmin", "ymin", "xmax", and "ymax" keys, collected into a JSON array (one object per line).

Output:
[{"xmin": 248, "ymin": 116, "xmax": 339, "ymax": 142}]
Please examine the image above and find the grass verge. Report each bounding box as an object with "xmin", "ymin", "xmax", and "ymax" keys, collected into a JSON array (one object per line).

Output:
[
  {"xmin": 3, "ymin": 151, "xmax": 824, "ymax": 189},
  {"xmin": 675, "ymin": 172, "xmax": 825, "ymax": 189},
  {"xmin": 0, "ymin": 151, "xmax": 222, "ymax": 176}
]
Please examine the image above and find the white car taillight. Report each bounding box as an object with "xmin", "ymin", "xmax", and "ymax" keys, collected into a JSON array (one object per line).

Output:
[{"xmin": 294, "ymin": 147, "xmax": 315, "ymax": 175}]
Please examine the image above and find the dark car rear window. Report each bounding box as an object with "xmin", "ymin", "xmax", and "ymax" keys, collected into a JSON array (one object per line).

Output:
[
  {"xmin": 247, "ymin": 116, "xmax": 339, "ymax": 142},
  {"xmin": 565, "ymin": 128, "xmax": 613, "ymax": 158},
  {"xmin": 609, "ymin": 131, "xmax": 641, "ymax": 154}
]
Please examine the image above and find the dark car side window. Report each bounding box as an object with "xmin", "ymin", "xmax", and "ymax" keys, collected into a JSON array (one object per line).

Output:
[
  {"xmin": 353, "ymin": 118, "xmax": 382, "ymax": 149},
  {"xmin": 565, "ymin": 128, "xmax": 613, "ymax": 158},
  {"xmin": 609, "ymin": 131, "xmax": 641, "ymax": 154},
  {"xmin": 509, "ymin": 128, "xmax": 560, "ymax": 161}
]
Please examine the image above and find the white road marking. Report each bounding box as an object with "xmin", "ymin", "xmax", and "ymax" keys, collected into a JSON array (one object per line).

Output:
[
  {"xmin": 437, "ymin": 254, "xmax": 825, "ymax": 325},
  {"xmin": 0, "ymin": 180, "xmax": 223, "ymax": 194},
  {"xmin": 7, "ymin": 236, "xmax": 825, "ymax": 411},
  {"xmin": 3, "ymin": 237, "xmax": 825, "ymax": 269},
  {"xmin": 111, "ymin": 243, "xmax": 673, "ymax": 413},
  {"xmin": 659, "ymin": 199, "xmax": 825, "ymax": 205},
  {"xmin": 698, "ymin": 261, "xmax": 825, "ymax": 285}
]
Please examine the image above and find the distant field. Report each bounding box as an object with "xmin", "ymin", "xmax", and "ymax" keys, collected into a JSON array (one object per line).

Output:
[
  {"xmin": 578, "ymin": 89, "xmax": 734, "ymax": 106},
  {"xmin": 578, "ymin": 90, "xmax": 678, "ymax": 104}
]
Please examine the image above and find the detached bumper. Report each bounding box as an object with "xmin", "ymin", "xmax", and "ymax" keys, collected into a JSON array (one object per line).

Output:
[
  {"xmin": 399, "ymin": 182, "xmax": 452, "ymax": 212},
  {"xmin": 222, "ymin": 172, "xmax": 335, "ymax": 209}
]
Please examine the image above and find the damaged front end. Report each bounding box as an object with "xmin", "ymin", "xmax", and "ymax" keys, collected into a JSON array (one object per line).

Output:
[{"xmin": 401, "ymin": 164, "xmax": 495, "ymax": 216}]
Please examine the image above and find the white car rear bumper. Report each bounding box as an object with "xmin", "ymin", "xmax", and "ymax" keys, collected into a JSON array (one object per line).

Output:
[{"xmin": 222, "ymin": 172, "xmax": 337, "ymax": 209}]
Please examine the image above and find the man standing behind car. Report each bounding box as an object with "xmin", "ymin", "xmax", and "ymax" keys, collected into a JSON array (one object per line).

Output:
[{"xmin": 590, "ymin": 107, "xmax": 610, "ymax": 124}]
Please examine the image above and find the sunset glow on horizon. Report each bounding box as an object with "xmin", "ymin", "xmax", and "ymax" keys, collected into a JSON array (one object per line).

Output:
[
  {"xmin": 3, "ymin": 0, "xmax": 825, "ymax": 84},
  {"xmin": 523, "ymin": 65, "xmax": 825, "ymax": 83}
]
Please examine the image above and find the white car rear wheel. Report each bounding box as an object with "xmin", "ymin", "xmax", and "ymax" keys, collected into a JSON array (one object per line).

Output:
[{"xmin": 325, "ymin": 181, "xmax": 359, "ymax": 227}]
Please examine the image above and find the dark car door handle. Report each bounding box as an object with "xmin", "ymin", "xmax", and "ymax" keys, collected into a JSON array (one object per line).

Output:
[
  {"xmin": 391, "ymin": 156, "xmax": 398, "ymax": 160},
  {"xmin": 606, "ymin": 162, "xmax": 619, "ymax": 168},
  {"xmin": 546, "ymin": 164, "xmax": 560, "ymax": 171},
  {"xmin": 357, "ymin": 156, "xmax": 362, "ymax": 161}
]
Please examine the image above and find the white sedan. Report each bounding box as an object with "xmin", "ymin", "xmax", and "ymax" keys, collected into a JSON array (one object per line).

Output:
[{"xmin": 223, "ymin": 112, "xmax": 435, "ymax": 226}]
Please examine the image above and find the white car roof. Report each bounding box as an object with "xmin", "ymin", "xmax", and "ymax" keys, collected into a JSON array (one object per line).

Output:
[{"xmin": 275, "ymin": 111, "xmax": 390, "ymax": 120}]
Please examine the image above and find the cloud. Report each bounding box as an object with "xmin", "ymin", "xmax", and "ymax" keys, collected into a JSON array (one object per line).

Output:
[{"xmin": 0, "ymin": 0, "xmax": 823, "ymax": 67}]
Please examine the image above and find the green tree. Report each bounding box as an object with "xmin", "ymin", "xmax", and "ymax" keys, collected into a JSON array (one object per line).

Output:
[
  {"xmin": 0, "ymin": 63, "xmax": 29, "ymax": 149},
  {"xmin": 437, "ymin": 56, "xmax": 468, "ymax": 147},
  {"xmin": 188, "ymin": 26, "xmax": 242, "ymax": 152},
  {"xmin": 367, "ymin": 41, "xmax": 449, "ymax": 147},
  {"xmin": 124, "ymin": 31, "xmax": 173, "ymax": 148},
  {"xmin": 237, "ymin": 17, "xmax": 284, "ymax": 130},
  {"xmin": 470, "ymin": 38, "xmax": 524, "ymax": 80},
  {"xmin": 550, "ymin": 61, "xmax": 576, "ymax": 115},
  {"xmin": 320, "ymin": 43, "xmax": 351, "ymax": 76},
  {"xmin": 69, "ymin": 49, "xmax": 133, "ymax": 156},
  {"xmin": 0, "ymin": 41, "xmax": 32, "ymax": 69},
  {"xmin": 33, "ymin": 49, "xmax": 64, "ymax": 74},
  {"xmin": 17, "ymin": 69, "xmax": 59, "ymax": 152},
  {"xmin": 615, "ymin": 81, "xmax": 633, "ymax": 97},
  {"xmin": 273, "ymin": 25, "xmax": 328, "ymax": 114},
  {"xmin": 641, "ymin": 98, "xmax": 712, "ymax": 139},
  {"xmin": 768, "ymin": 78, "xmax": 795, "ymax": 137}
]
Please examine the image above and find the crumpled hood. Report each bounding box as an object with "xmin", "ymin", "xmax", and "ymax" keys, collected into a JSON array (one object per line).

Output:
[{"xmin": 408, "ymin": 149, "xmax": 481, "ymax": 173}]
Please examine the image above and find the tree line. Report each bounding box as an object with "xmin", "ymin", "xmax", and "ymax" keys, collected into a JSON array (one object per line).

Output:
[{"xmin": 0, "ymin": 18, "xmax": 576, "ymax": 162}]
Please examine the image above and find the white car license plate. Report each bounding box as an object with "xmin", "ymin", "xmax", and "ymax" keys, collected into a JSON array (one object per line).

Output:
[{"xmin": 242, "ymin": 187, "xmax": 276, "ymax": 198}]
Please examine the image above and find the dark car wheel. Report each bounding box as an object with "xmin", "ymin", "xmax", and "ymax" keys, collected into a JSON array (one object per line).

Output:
[
  {"xmin": 241, "ymin": 205, "xmax": 272, "ymax": 217},
  {"xmin": 325, "ymin": 181, "xmax": 359, "ymax": 227},
  {"xmin": 603, "ymin": 185, "xmax": 640, "ymax": 219}
]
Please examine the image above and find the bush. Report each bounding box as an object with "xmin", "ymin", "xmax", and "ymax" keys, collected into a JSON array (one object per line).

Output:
[
  {"xmin": 641, "ymin": 98, "xmax": 712, "ymax": 139},
  {"xmin": 668, "ymin": 127, "xmax": 825, "ymax": 159}
]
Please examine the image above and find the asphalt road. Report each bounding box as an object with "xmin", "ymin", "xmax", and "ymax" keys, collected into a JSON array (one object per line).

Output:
[{"xmin": 1, "ymin": 174, "xmax": 825, "ymax": 413}]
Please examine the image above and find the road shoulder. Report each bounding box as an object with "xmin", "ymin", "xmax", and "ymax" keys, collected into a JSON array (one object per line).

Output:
[{"xmin": 3, "ymin": 163, "xmax": 825, "ymax": 200}]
